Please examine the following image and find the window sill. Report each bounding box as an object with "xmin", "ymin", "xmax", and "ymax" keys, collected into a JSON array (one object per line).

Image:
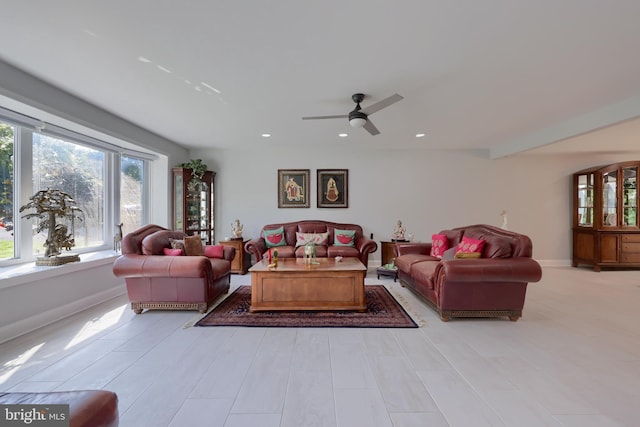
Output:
[{"xmin": 0, "ymin": 250, "xmax": 120, "ymax": 290}]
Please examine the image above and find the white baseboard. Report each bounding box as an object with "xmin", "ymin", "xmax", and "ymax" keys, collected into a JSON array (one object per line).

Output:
[{"xmin": 0, "ymin": 284, "xmax": 126, "ymax": 345}]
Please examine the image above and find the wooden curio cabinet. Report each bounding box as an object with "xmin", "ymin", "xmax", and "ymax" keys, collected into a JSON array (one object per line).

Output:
[
  {"xmin": 173, "ymin": 168, "xmax": 215, "ymax": 245},
  {"xmin": 573, "ymin": 161, "xmax": 639, "ymax": 271}
]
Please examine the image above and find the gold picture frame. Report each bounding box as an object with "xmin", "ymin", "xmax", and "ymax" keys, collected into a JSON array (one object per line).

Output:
[
  {"xmin": 317, "ymin": 169, "xmax": 348, "ymax": 208},
  {"xmin": 278, "ymin": 169, "xmax": 310, "ymax": 208}
]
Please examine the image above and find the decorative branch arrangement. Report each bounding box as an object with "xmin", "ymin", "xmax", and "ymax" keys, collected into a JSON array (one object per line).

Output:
[{"xmin": 20, "ymin": 188, "xmax": 84, "ymax": 266}]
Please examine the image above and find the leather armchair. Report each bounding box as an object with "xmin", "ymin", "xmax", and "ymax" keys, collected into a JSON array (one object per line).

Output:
[{"xmin": 112, "ymin": 224, "xmax": 234, "ymax": 314}]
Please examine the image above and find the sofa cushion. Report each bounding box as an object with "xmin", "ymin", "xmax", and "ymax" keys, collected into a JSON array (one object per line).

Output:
[
  {"xmin": 184, "ymin": 235, "xmax": 205, "ymax": 256},
  {"xmin": 430, "ymin": 234, "xmax": 449, "ymax": 259},
  {"xmin": 295, "ymin": 232, "xmax": 329, "ymax": 247},
  {"xmin": 327, "ymin": 245, "xmax": 359, "ymax": 258},
  {"xmin": 204, "ymin": 245, "xmax": 224, "ymax": 258},
  {"xmin": 264, "ymin": 226, "xmax": 287, "ymax": 248},
  {"xmin": 463, "ymin": 229, "xmax": 513, "ymax": 258},
  {"xmin": 334, "ymin": 229, "xmax": 356, "ymax": 246},
  {"xmin": 455, "ymin": 236, "xmax": 485, "ymax": 256},
  {"xmin": 163, "ymin": 248, "xmax": 183, "ymax": 256},
  {"xmin": 395, "ymin": 253, "xmax": 439, "ymax": 273},
  {"xmin": 411, "ymin": 260, "xmax": 439, "ymax": 290},
  {"xmin": 296, "ymin": 244, "xmax": 329, "ymax": 257},
  {"xmin": 481, "ymin": 235, "xmax": 513, "ymax": 258},
  {"xmin": 267, "ymin": 246, "xmax": 296, "ymax": 259}
]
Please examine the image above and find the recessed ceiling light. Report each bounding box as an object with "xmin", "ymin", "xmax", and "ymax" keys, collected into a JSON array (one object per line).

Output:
[
  {"xmin": 338, "ymin": 133, "xmax": 348, "ymax": 137},
  {"xmin": 416, "ymin": 133, "xmax": 426, "ymax": 138},
  {"xmin": 137, "ymin": 56, "xmax": 151, "ymax": 63},
  {"xmin": 201, "ymin": 82, "xmax": 221, "ymax": 94},
  {"xmin": 262, "ymin": 133, "xmax": 271, "ymax": 138},
  {"xmin": 157, "ymin": 65, "xmax": 172, "ymax": 73}
]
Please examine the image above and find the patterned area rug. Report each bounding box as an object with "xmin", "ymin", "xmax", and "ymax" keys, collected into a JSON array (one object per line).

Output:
[{"xmin": 195, "ymin": 285, "xmax": 418, "ymax": 328}]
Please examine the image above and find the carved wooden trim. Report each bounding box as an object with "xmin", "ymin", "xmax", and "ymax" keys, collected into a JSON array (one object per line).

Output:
[{"xmin": 130, "ymin": 302, "xmax": 208, "ymax": 314}]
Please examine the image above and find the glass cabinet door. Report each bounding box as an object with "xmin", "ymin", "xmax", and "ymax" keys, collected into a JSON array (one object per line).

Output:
[
  {"xmin": 174, "ymin": 173, "xmax": 184, "ymax": 230},
  {"xmin": 577, "ymin": 173, "xmax": 594, "ymax": 226},
  {"xmin": 602, "ymin": 170, "xmax": 617, "ymax": 227},
  {"xmin": 623, "ymin": 167, "xmax": 637, "ymax": 227}
]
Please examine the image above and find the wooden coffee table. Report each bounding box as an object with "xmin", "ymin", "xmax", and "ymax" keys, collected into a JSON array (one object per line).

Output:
[{"xmin": 248, "ymin": 257, "xmax": 367, "ymax": 312}]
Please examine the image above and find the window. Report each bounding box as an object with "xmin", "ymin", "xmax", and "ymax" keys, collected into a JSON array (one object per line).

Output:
[
  {"xmin": 0, "ymin": 108, "xmax": 151, "ymax": 265},
  {"xmin": 121, "ymin": 155, "xmax": 147, "ymax": 231},
  {"xmin": 0, "ymin": 120, "xmax": 15, "ymax": 261}
]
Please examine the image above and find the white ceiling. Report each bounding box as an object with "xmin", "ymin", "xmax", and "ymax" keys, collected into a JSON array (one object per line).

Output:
[{"xmin": 1, "ymin": 1, "xmax": 640, "ymax": 157}]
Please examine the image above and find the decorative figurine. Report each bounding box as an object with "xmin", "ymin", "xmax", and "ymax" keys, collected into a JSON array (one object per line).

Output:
[
  {"xmin": 392, "ymin": 220, "xmax": 406, "ymax": 241},
  {"xmin": 231, "ymin": 219, "xmax": 243, "ymax": 239},
  {"xmin": 114, "ymin": 222, "xmax": 123, "ymax": 252},
  {"xmin": 19, "ymin": 188, "xmax": 84, "ymax": 266},
  {"xmin": 500, "ymin": 210, "xmax": 508, "ymax": 230}
]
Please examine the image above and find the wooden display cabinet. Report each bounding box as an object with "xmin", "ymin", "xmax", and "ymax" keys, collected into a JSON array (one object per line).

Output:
[
  {"xmin": 573, "ymin": 161, "xmax": 640, "ymax": 271},
  {"xmin": 173, "ymin": 167, "xmax": 215, "ymax": 245}
]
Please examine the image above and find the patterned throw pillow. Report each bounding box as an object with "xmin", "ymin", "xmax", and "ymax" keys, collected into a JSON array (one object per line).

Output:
[
  {"xmin": 163, "ymin": 248, "xmax": 183, "ymax": 256},
  {"xmin": 430, "ymin": 234, "xmax": 449, "ymax": 259},
  {"xmin": 454, "ymin": 236, "xmax": 485, "ymax": 257},
  {"xmin": 264, "ymin": 226, "xmax": 287, "ymax": 248},
  {"xmin": 184, "ymin": 235, "xmax": 205, "ymax": 256},
  {"xmin": 334, "ymin": 229, "xmax": 356, "ymax": 247},
  {"xmin": 169, "ymin": 238, "xmax": 185, "ymax": 252},
  {"xmin": 454, "ymin": 251, "xmax": 482, "ymax": 259},
  {"xmin": 295, "ymin": 232, "xmax": 330, "ymax": 247},
  {"xmin": 204, "ymin": 245, "xmax": 224, "ymax": 258}
]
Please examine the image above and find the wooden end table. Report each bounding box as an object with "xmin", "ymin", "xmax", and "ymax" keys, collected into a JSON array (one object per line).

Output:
[{"xmin": 219, "ymin": 238, "xmax": 250, "ymax": 274}]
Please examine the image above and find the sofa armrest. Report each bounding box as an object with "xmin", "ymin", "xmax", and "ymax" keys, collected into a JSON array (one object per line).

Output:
[
  {"xmin": 395, "ymin": 243, "xmax": 432, "ymax": 257},
  {"xmin": 222, "ymin": 246, "xmax": 236, "ymax": 261},
  {"xmin": 355, "ymin": 237, "xmax": 378, "ymax": 255},
  {"xmin": 439, "ymin": 257, "xmax": 542, "ymax": 283},
  {"xmin": 245, "ymin": 238, "xmax": 267, "ymax": 263},
  {"xmin": 113, "ymin": 254, "xmax": 211, "ymax": 278}
]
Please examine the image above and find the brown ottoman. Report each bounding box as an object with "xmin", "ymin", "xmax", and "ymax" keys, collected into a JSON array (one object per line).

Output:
[{"xmin": 0, "ymin": 390, "xmax": 118, "ymax": 427}]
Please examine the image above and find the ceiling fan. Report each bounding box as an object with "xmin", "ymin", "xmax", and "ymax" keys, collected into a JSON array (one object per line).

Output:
[{"xmin": 302, "ymin": 93, "xmax": 404, "ymax": 135}]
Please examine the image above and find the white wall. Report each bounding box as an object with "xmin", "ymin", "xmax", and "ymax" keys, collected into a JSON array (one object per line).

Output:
[
  {"xmin": 194, "ymin": 146, "xmax": 637, "ymax": 265},
  {"xmin": 0, "ymin": 62, "xmax": 190, "ymax": 344}
]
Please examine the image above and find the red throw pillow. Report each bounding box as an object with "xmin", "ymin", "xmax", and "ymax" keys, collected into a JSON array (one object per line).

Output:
[
  {"xmin": 204, "ymin": 245, "xmax": 224, "ymax": 258},
  {"xmin": 454, "ymin": 236, "xmax": 485, "ymax": 256},
  {"xmin": 163, "ymin": 248, "xmax": 183, "ymax": 256},
  {"xmin": 430, "ymin": 234, "xmax": 449, "ymax": 259}
]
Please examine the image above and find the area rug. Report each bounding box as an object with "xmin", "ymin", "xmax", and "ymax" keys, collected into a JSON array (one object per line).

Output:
[{"xmin": 194, "ymin": 285, "xmax": 418, "ymax": 328}]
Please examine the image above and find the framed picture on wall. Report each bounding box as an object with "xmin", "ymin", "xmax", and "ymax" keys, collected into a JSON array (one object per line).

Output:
[
  {"xmin": 278, "ymin": 169, "xmax": 310, "ymax": 208},
  {"xmin": 317, "ymin": 169, "xmax": 348, "ymax": 208}
]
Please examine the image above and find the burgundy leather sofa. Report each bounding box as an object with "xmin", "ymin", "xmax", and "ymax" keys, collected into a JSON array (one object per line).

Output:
[
  {"xmin": 245, "ymin": 220, "xmax": 377, "ymax": 267},
  {"xmin": 394, "ymin": 224, "xmax": 542, "ymax": 321},
  {"xmin": 112, "ymin": 224, "xmax": 234, "ymax": 314},
  {"xmin": 0, "ymin": 390, "xmax": 118, "ymax": 427}
]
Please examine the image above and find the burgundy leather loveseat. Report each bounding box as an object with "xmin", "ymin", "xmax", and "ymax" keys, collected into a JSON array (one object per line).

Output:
[
  {"xmin": 394, "ymin": 224, "xmax": 542, "ymax": 321},
  {"xmin": 112, "ymin": 224, "xmax": 234, "ymax": 314},
  {"xmin": 245, "ymin": 220, "xmax": 377, "ymax": 267}
]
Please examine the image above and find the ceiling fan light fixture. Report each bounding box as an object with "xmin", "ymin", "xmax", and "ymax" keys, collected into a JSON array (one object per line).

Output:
[
  {"xmin": 348, "ymin": 110, "xmax": 367, "ymax": 128},
  {"xmin": 349, "ymin": 117, "xmax": 366, "ymax": 128}
]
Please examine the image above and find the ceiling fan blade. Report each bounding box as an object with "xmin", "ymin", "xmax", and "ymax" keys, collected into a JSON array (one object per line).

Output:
[
  {"xmin": 302, "ymin": 114, "xmax": 348, "ymax": 120},
  {"xmin": 360, "ymin": 93, "xmax": 404, "ymax": 116},
  {"xmin": 363, "ymin": 120, "xmax": 380, "ymax": 136}
]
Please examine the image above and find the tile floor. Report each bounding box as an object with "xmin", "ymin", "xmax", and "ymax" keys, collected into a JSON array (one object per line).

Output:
[{"xmin": 1, "ymin": 267, "xmax": 639, "ymax": 427}]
